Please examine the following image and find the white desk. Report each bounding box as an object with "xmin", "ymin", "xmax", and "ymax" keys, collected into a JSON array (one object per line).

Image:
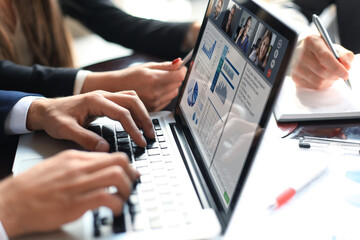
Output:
[{"xmin": 224, "ymin": 116, "xmax": 360, "ymax": 240}]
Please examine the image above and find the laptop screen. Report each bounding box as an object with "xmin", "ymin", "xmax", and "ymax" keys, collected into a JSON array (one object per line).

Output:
[{"xmin": 176, "ymin": 0, "xmax": 297, "ymax": 217}]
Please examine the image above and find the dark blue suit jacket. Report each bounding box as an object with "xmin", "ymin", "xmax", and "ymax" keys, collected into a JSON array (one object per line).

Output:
[
  {"xmin": 0, "ymin": 0, "xmax": 191, "ymax": 97},
  {"xmin": 0, "ymin": 91, "xmax": 41, "ymax": 141}
]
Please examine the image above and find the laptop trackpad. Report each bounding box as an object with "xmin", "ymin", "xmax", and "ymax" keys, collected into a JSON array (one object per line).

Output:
[{"xmin": 13, "ymin": 131, "xmax": 81, "ymax": 175}]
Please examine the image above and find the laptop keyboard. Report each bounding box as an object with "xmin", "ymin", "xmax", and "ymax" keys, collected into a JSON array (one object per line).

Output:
[{"xmin": 88, "ymin": 119, "xmax": 198, "ymax": 236}]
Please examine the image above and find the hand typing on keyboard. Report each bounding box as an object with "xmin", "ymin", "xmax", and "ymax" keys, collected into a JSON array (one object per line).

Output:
[
  {"xmin": 26, "ymin": 90, "xmax": 155, "ymax": 151},
  {"xmin": 0, "ymin": 150, "xmax": 139, "ymax": 238}
]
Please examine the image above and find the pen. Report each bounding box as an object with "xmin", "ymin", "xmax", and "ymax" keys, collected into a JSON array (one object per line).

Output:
[
  {"xmin": 268, "ymin": 166, "xmax": 328, "ymax": 210},
  {"xmin": 177, "ymin": 49, "xmax": 194, "ymax": 70},
  {"xmin": 299, "ymin": 136, "xmax": 360, "ymax": 154},
  {"xmin": 312, "ymin": 14, "xmax": 352, "ymax": 90}
]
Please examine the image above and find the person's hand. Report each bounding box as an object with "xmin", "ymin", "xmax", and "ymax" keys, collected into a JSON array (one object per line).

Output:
[
  {"xmin": 291, "ymin": 35, "xmax": 354, "ymax": 90},
  {"xmin": 0, "ymin": 150, "xmax": 139, "ymax": 238},
  {"xmin": 82, "ymin": 60, "xmax": 188, "ymax": 112},
  {"xmin": 26, "ymin": 90, "xmax": 155, "ymax": 151}
]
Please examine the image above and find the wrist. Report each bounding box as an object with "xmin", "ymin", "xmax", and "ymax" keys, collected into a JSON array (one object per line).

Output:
[
  {"xmin": 0, "ymin": 182, "xmax": 20, "ymax": 238},
  {"xmin": 26, "ymin": 98, "xmax": 49, "ymax": 131},
  {"xmin": 81, "ymin": 72, "xmax": 113, "ymax": 93}
]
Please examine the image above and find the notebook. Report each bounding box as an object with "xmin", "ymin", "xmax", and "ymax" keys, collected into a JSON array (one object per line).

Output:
[
  {"xmin": 12, "ymin": 0, "xmax": 297, "ymax": 239},
  {"xmin": 274, "ymin": 54, "xmax": 360, "ymax": 122}
]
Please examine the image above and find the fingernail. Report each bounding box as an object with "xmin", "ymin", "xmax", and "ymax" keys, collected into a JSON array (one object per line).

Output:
[
  {"xmin": 95, "ymin": 140, "xmax": 108, "ymax": 152},
  {"xmin": 172, "ymin": 58, "xmax": 181, "ymax": 65}
]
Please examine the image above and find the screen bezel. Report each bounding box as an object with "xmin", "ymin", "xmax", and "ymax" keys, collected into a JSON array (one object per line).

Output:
[{"xmin": 174, "ymin": 0, "xmax": 298, "ymax": 228}]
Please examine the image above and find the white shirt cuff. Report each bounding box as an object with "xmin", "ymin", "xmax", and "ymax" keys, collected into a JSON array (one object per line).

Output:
[
  {"xmin": 4, "ymin": 96, "xmax": 44, "ymax": 135},
  {"xmin": 0, "ymin": 221, "xmax": 9, "ymax": 240},
  {"xmin": 73, "ymin": 70, "xmax": 91, "ymax": 95}
]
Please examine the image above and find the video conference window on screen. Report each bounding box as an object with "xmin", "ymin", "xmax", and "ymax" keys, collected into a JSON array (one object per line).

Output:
[
  {"xmin": 212, "ymin": 0, "xmax": 287, "ymax": 83},
  {"xmin": 179, "ymin": 0, "xmax": 288, "ymax": 210}
]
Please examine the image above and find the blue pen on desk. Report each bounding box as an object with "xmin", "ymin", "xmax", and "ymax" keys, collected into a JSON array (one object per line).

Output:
[{"xmin": 312, "ymin": 14, "xmax": 352, "ymax": 90}]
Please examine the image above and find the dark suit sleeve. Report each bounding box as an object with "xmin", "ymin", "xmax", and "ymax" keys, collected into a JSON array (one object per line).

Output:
[
  {"xmin": 293, "ymin": 0, "xmax": 360, "ymax": 53},
  {"xmin": 0, "ymin": 60, "xmax": 79, "ymax": 98},
  {"xmin": 60, "ymin": 0, "xmax": 192, "ymax": 59},
  {"xmin": 293, "ymin": 0, "xmax": 334, "ymax": 22},
  {"xmin": 0, "ymin": 90, "xmax": 42, "ymax": 141}
]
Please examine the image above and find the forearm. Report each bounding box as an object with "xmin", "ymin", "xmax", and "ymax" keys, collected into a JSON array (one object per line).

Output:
[
  {"xmin": 60, "ymin": 0, "xmax": 192, "ymax": 59},
  {"xmin": 0, "ymin": 60, "xmax": 78, "ymax": 97}
]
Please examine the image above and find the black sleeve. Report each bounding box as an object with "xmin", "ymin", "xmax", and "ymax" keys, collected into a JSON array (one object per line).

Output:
[
  {"xmin": 60, "ymin": 0, "xmax": 193, "ymax": 59},
  {"xmin": 293, "ymin": 0, "xmax": 334, "ymax": 22},
  {"xmin": 0, "ymin": 60, "xmax": 79, "ymax": 98}
]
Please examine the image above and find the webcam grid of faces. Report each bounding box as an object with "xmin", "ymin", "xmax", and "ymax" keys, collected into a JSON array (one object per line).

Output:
[{"xmin": 211, "ymin": 0, "xmax": 288, "ymax": 83}]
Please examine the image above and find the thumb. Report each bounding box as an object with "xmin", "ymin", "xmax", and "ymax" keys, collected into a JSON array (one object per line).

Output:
[
  {"xmin": 62, "ymin": 124, "xmax": 110, "ymax": 152},
  {"xmin": 335, "ymin": 45, "xmax": 354, "ymax": 70}
]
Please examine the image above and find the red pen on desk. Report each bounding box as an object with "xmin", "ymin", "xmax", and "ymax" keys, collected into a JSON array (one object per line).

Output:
[{"xmin": 268, "ymin": 166, "xmax": 328, "ymax": 210}]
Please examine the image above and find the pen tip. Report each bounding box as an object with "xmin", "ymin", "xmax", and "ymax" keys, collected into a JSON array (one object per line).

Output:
[
  {"xmin": 268, "ymin": 203, "xmax": 277, "ymax": 211},
  {"xmin": 345, "ymin": 79, "xmax": 352, "ymax": 89}
]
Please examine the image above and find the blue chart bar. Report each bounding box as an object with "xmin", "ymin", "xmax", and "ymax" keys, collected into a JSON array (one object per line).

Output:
[
  {"xmin": 202, "ymin": 40, "xmax": 217, "ymax": 60},
  {"xmin": 210, "ymin": 46, "xmax": 229, "ymax": 92}
]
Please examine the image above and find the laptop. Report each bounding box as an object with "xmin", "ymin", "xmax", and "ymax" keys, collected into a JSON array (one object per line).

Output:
[{"xmin": 13, "ymin": 0, "xmax": 297, "ymax": 239}]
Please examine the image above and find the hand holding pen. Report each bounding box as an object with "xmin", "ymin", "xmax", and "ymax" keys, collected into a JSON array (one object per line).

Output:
[
  {"xmin": 291, "ymin": 17, "xmax": 354, "ymax": 90},
  {"xmin": 312, "ymin": 14, "xmax": 352, "ymax": 89}
]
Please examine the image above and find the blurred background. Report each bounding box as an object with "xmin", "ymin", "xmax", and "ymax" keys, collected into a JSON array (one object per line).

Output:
[
  {"xmin": 67, "ymin": 0, "xmax": 209, "ymax": 67},
  {"xmin": 67, "ymin": 0, "xmax": 335, "ymax": 68}
]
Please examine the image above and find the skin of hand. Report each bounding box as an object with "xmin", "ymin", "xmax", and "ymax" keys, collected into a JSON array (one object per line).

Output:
[
  {"xmin": 81, "ymin": 60, "xmax": 188, "ymax": 112},
  {"xmin": 291, "ymin": 35, "xmax": 354, "ymax": 90},
  {"xmin": 0, "ymin": 150, "xmax": 139, "ymax": 238},
  {"xmin": 26, "ymin": 90, "xmax": 155, "ymax": 152}
]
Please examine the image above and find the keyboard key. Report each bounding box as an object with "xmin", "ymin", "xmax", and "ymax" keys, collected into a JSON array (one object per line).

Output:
[
  {"xmin": 154, "ymin": 125, "xmax": 161, "ymax": 131},
  {"xmin": 151, "ymin": 162, "xmax": 164, "ymax": 170},
  {"xmin": 129, "ymin": 204, "xmax": 141, "ymax": 215},
  {"xmin": 117, "ymin": 138, "xmax": 129, "ymax": 144},
  {"xmin": 161, "ymin": 149, "xmax": 172, "ymax": 156},
  {"xmin": 135, "ymin": 153, "xmax": 148, "ymax": 161},
  {"xmin": 157, "ymin": 136, "xmax": 165, "ymax": 142},
  {"xmin": 136, "ymin": 160, "xmax": 149, "ymax": 168},
  {"xmin": 155, "ymin": 130, "xmax": 163, "ymax": 136},
  {"xmin": 139, "ymin": 174, "xmax": 153, "ymax": 183},
  {"xmin": 149, "ymin": 155, "xmax": 162, "ymax": 163},
  {"xmin": 152, "ymin": 119, "xmax": 160, "ymax": 125},
  {"xmin": 138, "ymin": 167, "xmax": 151, "ymax": 176},
  {"xmin": 159, "ymin": 143, "xmax": 168, "ymax": 149},
  {"xmin": 116, "ymin": 131, "xmax": 128, "ymax": 139},
  {"xmin": 129, "ymin": 194, "xmax": 139, "ymax": 205},
  {"xmin": 145, "ymin": 136, "xmax": 156, "ymax": 144},
  {"xmin": 102, "ymin": 124, "xmax": 115, "ymax": 139},
  {"xmin": 132, "ymin": 214, "xmax": 146, "ymax": 231},
  {"xmin": 147, "ymin": 149, "xmax": 161, "ymax": 156},
  {"xmin": 149, "ymin": 216, "xmax": 163, "ymax": 229},
  {"xmin": 112, "ymin": 213, "xmax": 126, "ymax": 233},
  {"xmin": 87, "ymin": 125, "xmax": 101, "ymax": 136},
  {"xmin": 146, "ymin": 142, "xmax": 159, "ymax": 149}
]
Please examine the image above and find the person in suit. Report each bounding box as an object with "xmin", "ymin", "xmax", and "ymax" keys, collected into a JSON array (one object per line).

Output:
[
  {"xmin": 0, "ymin": 89, "xmax": 154, "ymax": 238},
  {"xmin": 0, "ymin": 0, "xmax": 200, "ymax": 111},
  {"xmin": 0, "ymin": 149, "xmax": 138, "ymax": 238},
  {"xmin": 0, "ymin": 90, "xmax": 155, "ymax": 151},
  {"xmin": 286, "ymin": 0, "xmax": 359, "ymax": 90}
]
